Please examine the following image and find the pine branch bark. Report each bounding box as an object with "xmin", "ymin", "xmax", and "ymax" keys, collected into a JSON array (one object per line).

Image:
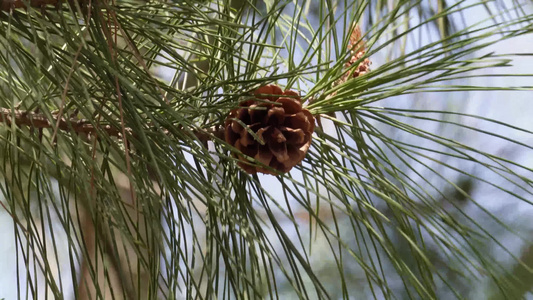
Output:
[{"xmin": 0, "ymin": 107, "xmax": 224, "ymax": 142}]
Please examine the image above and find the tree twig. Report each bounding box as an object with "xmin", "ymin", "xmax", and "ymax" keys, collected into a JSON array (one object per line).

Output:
[
  {"xmin": 0, "ymin": 107, "xmax": 225, "ymax": 142},
  {"xmin": 0, "ymin": 107, "xmax": 124, "ymax": 136}
]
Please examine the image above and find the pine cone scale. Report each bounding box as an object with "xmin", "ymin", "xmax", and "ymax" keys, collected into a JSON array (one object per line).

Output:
[
  {"xmin": 270, "ymin": 128, "xmax": 286, "ymax": 143},
  {"xmin": 239, "ymin": 131, "xmax": 254, "ymax": 147},
  {"xmin": 267, "ymin": 107, "xmax": 285, "ymax": 125},
  {"xmin": 255, "ymin": 146, "xmax": 273, "ymax": 165},
  {"xmin": 281, "ymin": 127, "xmax": 305, "ymax": 145},
  {"xmin": 287, "ymin": 145, "xmax": 305, "ymax": 164},
  {"xmin": 276, "ymin": 97, "xmax": 302, "ymax": 114},
  {"xmin": 230, "ymin": 119, "xmax": 243, "ymax": 134},
  {"xmin": 249, "ymin": 105, "xmax": 268, "ymax": 123},
  {"xmin": 269, "ymin": 141, "xmax": 289, "ymax": 163},
  {"xmin": 284, "ymin": 112, "xmax": 312, "ymax": 133}
]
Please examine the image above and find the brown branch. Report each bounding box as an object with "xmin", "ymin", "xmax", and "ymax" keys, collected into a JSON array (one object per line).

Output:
[
  {"xmin": 0, "ymin": 107, "xmax": 225, "ymax": 142},
  {"xmin": 1, "ymin": 0, "xmax": 58, "ymax": 11},
  {"xmin": 0, "ymin": 107, "xmax": 124, "ymax": 137}
]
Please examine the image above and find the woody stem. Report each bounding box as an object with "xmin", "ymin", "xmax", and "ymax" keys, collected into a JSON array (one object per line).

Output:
[{"xmin": 0, "ymin": 107, "xmax": 224, "ymax": 143}]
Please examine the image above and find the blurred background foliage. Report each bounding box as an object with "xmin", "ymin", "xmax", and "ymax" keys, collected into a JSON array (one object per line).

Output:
[{"xmin": 0, "ymin": 0, "xmax": 532, "ymax": 299}]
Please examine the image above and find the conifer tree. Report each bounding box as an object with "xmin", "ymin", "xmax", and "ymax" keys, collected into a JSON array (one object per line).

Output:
[{"xmin": 0, "ymin": 0, "xmax": 532, "ymax": 299}]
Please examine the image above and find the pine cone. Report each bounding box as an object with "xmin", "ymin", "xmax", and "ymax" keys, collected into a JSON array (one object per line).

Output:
[{"xmin": 225, "ymin": 85, "xmax": 315, "ymax": 175}]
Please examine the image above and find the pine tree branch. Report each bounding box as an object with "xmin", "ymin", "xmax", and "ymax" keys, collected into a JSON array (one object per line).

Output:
[
  {"xmin": 0, "ymin": 107, "xmax": 224, "ymax": 142},
  {"xmin": 1, "ymin": 0, "xmax": 59, "ymax": 11}
]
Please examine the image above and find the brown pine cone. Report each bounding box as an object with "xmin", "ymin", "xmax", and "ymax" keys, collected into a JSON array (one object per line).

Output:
[{"xmin": 225, "ymin": 85, "xmax": 315, "ymax": 175}]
